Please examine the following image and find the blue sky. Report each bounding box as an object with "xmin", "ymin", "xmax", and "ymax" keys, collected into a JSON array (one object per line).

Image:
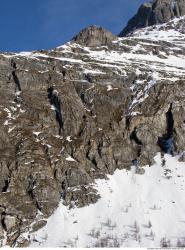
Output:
[{"xmin": 0, "ymin": 0, "xmax": 145, "ymax": 52}]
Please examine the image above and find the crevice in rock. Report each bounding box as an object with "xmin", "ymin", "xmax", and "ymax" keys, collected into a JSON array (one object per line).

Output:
[
  {"xmin": 126, "ymin": 116, "xmax": 131, "ymax": 130},
  {"xmin": 86, "ymin": 149, "xmax": 98, "ymax": 168},
  {"xmin": 12, "ymin": 72, "xmax": 21, "ymax": 92},
  {"xmin": 27, "ymin": 176, "xmax": 36, "ymax": 200},
  {"xmin": 1, "ymin": 212, "xmax": 7, "ymax": 232},
  {"xmin": 97, "ymin": 143, "xmax": 102, "ymax": 158},
  {"xmin": 27, "ymin": 176, "xmax": 42, "ymax": 212},
  {"xmin": 91, "ymin": 157, "xmax": 98, "ymax": 167},
  {"xmin": 78, "ymin": 126, "xmax": 85, "ymax": 137},
  {"xmin": 158, "ymin": 103, "xmax": 175, "ymax": 154},
  {"xmin": 130, "ymin": 127, "xmax": 143, "ymax": 146},
  {"xmin": 2, "ymin": 179, "xmax": 9, "ymax": 193},
  {"xmin": 47, "ymin": 87, "xmax": 63, "ymax": 135},
  {"xmin": 11, "ymin": 60, "xmax": 21, "ymax": 92},
  {"xmin": 1, "ymin": 162, "xmax": 12, "ymax": 193},
  {"xmin": 78, "ymin": 116, "xmax": 87, "ymax": 137},
  {"xmin": 132, "ymin": 159, "xmax": 139, "ymax": 168},
  {"xmin": 84, "ymin": 74, "xmax": 93, "ymax": 83},
  {"xmin": 61, "ymin": 180, "xmax": 68, "ymax": 200},
  {"xmin": 166, "ymin": 103, "xmax": 174, "ymax": 138}
]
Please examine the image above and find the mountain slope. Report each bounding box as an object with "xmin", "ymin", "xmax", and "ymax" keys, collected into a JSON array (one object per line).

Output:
[
  {"xmin": 119, "ymin": 0, "xmax": 185, "ymax": 36},
  {"xmin": 30, "ymin": 153, "xmax": 185, "ymax": 248},
  {"xmin": 0, "ymin": 1, "xmax": 185, "ymax": 247}
]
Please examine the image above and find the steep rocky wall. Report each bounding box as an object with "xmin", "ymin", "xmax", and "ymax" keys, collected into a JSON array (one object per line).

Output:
[
  {"xmin": 0, "ymin": 8, "xmax": 185, "ymax": 245},
  {"xmin": 119, "ymin": 0, "xmax": 185, "ymax": 36},
  {"xmin": 0, "ymin": 49, "xmax": 185, "ymax": 246}
]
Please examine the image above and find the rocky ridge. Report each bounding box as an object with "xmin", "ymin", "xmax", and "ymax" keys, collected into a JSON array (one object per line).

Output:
[
  {"xmin": 0, "ymin": 0, "xmax": 185, "ymax": 246},
  {"xmin": 119, "ymin": 0, "xmax": 185, "ymax": 36}
]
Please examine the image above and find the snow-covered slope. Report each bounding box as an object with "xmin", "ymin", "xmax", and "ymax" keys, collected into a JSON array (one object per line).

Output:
[
  {"xmin": 30, "ymin": 153, "xmax": 185, "ymax": 248},
  {"xmin": 132, "ymin": 16, "xmax": 185, "ymax": 48},
  {"xmin": 2, "ymin": 17, "xmax": 185, "ymax": 83}
]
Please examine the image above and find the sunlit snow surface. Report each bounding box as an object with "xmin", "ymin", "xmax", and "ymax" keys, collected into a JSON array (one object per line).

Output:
[{"xmin": 30, "ymin": 153, "xmax": 185, "ymax": 247}]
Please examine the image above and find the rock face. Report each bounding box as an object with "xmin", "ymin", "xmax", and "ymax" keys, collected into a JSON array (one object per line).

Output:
[
  {"xmin": 72, "ymin": 25, "xmax": 116, "ymax": 47},
  {"xmin": 119, "ymin": 0, "xmax": 185, "ymax": 36},
  {"xmin": 0, "ymin": 1, "xmax": 185, "ymax": 247}
]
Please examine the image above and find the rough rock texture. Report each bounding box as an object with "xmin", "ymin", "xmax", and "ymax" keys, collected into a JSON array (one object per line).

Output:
[
  {"xmin": 72, "ymin": 25, "xmax": 116, "ymax": 47},
  {"xmin": 119, "ymin": 0, "xmax": 185, "ymax": 36},
  {"xmin": 0, "ymin": 1, "xmax": 185, "ymax": 247}
]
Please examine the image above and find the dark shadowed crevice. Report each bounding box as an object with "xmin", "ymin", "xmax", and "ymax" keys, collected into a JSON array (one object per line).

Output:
[
  {"xmin": 12, "ymin": 71, "xmax": 21, "ymax": 92},
  {"xmin": 130, "ymin": 127, "xmax": 143, "ymax": 162},
  {"xmin": 126, "ymin": 116, "xmax": 131, "ymax": 130},
  {"xmin": 27, "ymin": 176, "xmax": 42, "ymax": 212},
  {"xmin": 1, "ymin": 212, "xmax": 7, "ymax": 232},
  {"xmin": 84, "ymin": 74, "xmax": 93, "ymax": 83},
  {"xmin": 130, "ymin": 127, "xmax": 143, "ymax": 146},
  {"xmin": 47, "ymin": 87, "xmax": 63, "ymax": 135},
  {"xmin": 91, "ymin": 157, "xmax": 98, "ymax": 167},
  {"xmin": 166, "ymin": 103, "xmax": 174, "ymax": 138},
  {"xmin": 158, "ymin": 103, "xmax": 175, "ymax": 154},
  {"xmin": 11, "ymin": 60, "xmax": 21, "ymax": 92},
  {"xmin": 2, "ymin": 179, "xmax": 9, "ymax": 193}
]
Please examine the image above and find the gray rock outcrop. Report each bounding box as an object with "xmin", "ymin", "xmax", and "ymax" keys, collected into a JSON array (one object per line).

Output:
[
  {"xmin": 72, "ymin": 25, "xmax": 116, "ymax": 46},
  {"xmin": 119, "ymin": 0, "xmax": 185, "ymax": 36}
]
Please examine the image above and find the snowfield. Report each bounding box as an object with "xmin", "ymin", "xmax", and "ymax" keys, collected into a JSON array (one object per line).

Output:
[{"xmin": 30, "ymin": 153, "xmax": 185, "ymax": 248}]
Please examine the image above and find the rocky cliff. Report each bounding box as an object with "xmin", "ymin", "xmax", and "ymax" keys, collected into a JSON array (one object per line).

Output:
[
  {"xmin": 119, "ymin": 0, "xmax": 185, "ymax": 36},
  {"xmin": 0, "ymin": 0, "xmax": 185, "ymax": 247}
]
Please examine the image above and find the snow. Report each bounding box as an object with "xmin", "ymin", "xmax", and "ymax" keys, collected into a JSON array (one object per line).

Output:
[
  {"xmin": 19, "ymin": 52, "xmax": 32, "ymax": 57},
  {"xmin": 66, "ymin": 136, "xmax": 72, "ymax": 142},
  {"xmin": 3, "ymin": 120, "xmax": 9, "ymax": 126},
  {"xmin": 128, "ymin": 71, "xmax": 159, "ymax": 111},
  {"xmin": 54, "ymin": 135, "xmax": 63, "ymax": 139},
  {"xmin": 144, "ymin": 79, "xmax": 156, "ymax": 92},
  {"xmin": 83, "ymin": 68, "xmax": 105, "ymax": 75},
  {"xmin": 25, "ymin": 160, "xmax": 34, "ymax": 165},
  {"xmin": 65, "ymin": 156, "xmax": 76, "ymax": 162},
  {"xmin": 16, "ymin": 91, "xmax": 22, "ymax": 96},
  {"xmin": 130, "ymin": 112, "xmax": 142, "ymax": 117},
  {"xmin": 107, "ymin": 84, "xmax": 118, "ymax": 92},
  {"xmin": 135, "ymin": 68, "xmax": 141, "ymax": 76},
  {"xmin": 107, "ymin": 85, "xmax": 113, "ymax": 92},
  {"xmin": 20, "ymin": 109, "xmax": 26, "ymax": 113},
  {"xmin": 33, "ymin": 131, "xmax": 42, "ymax": 136},
  {"xmin": 132, "ymin": 16, "xmax": 185, "ymax": 48},
  {"xmin": 30, "ymin": 153, "xmax": 185, "ymax": 247},
  {"xmin": 8, "ymin": 126, "xmax": 16, "ymax": 133},
  {"xmin": 0, "ymin": 13, "xmax": 185, "ymax": 249},
  {"xmin": 50, "ymin": 105, "xmax": 56, "ymax": 111},
  {"xmin": 10, "ymin": 106, "xmax": 17, "ymax": 112},
  {"xmin": 2, "ymin": 18, "xmax": 185, "ymax": 82}
]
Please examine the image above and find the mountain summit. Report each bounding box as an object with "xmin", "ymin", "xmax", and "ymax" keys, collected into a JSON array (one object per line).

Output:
[
  {"xmin": 119, "ymin": 0, "xmax": 185, "ymax": 36},
  {"xmin": 72, "ymin": 25, "xmax": 116, "ymax": 47}
]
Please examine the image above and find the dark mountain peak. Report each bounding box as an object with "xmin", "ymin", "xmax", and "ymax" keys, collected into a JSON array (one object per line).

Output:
[
  {"xmin": 119, "ymin": 0, "xmax": 185, "ymax": 36},
  {"xmin": 71, "ymin": 25, "xmax": 116, "ymax": 47}
]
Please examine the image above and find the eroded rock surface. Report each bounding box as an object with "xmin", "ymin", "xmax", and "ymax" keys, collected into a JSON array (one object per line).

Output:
[
  {"xmin": 0, "ymin": 0, "xmax": 185, "ymax": 246},
  {"xmin": 120, "ymin": 0, "xmax": 185, "ymax": 36}
]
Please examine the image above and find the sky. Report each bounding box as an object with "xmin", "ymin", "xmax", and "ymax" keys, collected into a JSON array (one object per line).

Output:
[{"xmin": 0, "ymin": 0, "xmax": 145, "ymax": 52}]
